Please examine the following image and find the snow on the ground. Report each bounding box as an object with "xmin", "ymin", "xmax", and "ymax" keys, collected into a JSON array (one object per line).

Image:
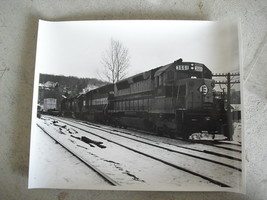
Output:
[
  {"xmin": 46, "ymin": 116, "xmax": 242, "ymax": 190},
  {"xmin": 189, "ymin": 132, "xmax": 226, "ymax": 141},
  {"xmin": 62, "ymin": 117, "xmax": 242, "ymax": 157},
  {"xmin": 33, "ymin": 117, "xmax": 221, "ymax": 189},
  {"xmin": 188, "ymin": 122, "xmax": 242, "ymax": 145},
  {"xmin": 60, "ymin": 117, "xmax": 241, "ymax": 165},
  {"xmin": 132, "ymin": 126, "xmax": 242, "ymax": 156},
  {"xmin": 233, "ymin": 122, "xmax": 242, "ymax": 143},
  {"xmin": 28, "ymin": 123, "xmax": 109, "ymax": 189}
]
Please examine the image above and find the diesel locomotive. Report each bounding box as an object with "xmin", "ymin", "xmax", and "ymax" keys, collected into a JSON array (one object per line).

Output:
[{"xmin": 60, "ymin": 59, "xmax": 228, "ymax": 139}]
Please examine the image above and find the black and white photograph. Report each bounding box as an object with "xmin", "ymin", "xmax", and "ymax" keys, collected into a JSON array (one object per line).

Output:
[{"xmin": 29, "ymin": 20, "xmax": 243, "ymax": 192}]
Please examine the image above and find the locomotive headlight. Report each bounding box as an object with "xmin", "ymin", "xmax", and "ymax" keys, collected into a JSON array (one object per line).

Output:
[{"xmin": 205, "ymin": 116, "xmax": 211, "ymax": 121}]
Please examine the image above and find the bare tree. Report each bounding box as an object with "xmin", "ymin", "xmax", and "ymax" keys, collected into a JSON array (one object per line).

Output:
[{"xmin": 101, "ymin": 39, "xmax": 130, "ymax": 83}]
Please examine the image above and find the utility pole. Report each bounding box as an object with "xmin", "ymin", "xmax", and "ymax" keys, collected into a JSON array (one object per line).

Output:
[{"xmin": 213, "ymin": 72, "xmax": 240, "ymax": 140}]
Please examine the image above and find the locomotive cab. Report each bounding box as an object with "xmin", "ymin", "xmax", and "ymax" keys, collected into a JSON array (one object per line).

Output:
[
  {"xmin": 152, "ymin": 60, "xmax": 226, "ymax": 138},
  {"xmin": 176, "ymin": 78, "xmax": 215, "ymax": 110},
  {"xmin": 175, "ymin": 78, "xmax": 226, "ymax": 138}
]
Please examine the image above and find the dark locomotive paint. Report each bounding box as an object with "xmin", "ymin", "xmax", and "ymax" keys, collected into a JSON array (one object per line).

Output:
[{"xmin": 60, "ymin": 59, "xmax": 229, "ymax": 139}]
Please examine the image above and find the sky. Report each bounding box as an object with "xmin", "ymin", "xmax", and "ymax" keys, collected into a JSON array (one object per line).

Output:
[{"xmin": 36, "ymin": 20, "xmax": 240, "ymax": 80}]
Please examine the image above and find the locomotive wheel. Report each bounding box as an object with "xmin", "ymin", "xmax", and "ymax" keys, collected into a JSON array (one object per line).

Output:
[
  {"xmin": 143, "ymin": 119, "xmax": 152, "ymax": 130},
  {"xmin": 169, "ymin": 131, "xmax": 175, "ymax": 139},
  {"xmin": 150, "ymin": 123, "xmax": 157, "ymax": 132},
  {"xmin": 220, "ymin": 124, "xmax": 228, "ymax": 136},
  {"xmin": 176, "ymin": 123, "xmax": 189, "ymax": 139},
  {"xmin": 221, "ymin": 124, "xmax": 233, "ymax": 140},
  {"xmin": 163, "ymin": 125, "xmax": 175, "ymax": 138},
  {"xmin": 181, "ymin": 126, "xmax": 190, "ymax": 140},
  {"xmin": 155, "ymin": 125, "xmax": 163, "ymax": 136}
]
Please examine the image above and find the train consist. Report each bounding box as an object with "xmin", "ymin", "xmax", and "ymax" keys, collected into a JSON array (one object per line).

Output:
[{"xmin": 60, "ymin": 59, "xmax": 228, "ymax": 139}]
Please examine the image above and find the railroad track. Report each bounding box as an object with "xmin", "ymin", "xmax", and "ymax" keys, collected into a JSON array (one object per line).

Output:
[
  {"xmin": 49, "ymin": 116, "xmax": 242, "ymax": 163},
  {"xmin": 81, "ymin": 121, "xmax": 242, "ymax": 157},
  {"xmin": 44, "ymin": 116, "xmax": 241, "ymax": 188},
  {"xmin": 37, "ymin": 123, "xmax": 120, "ymax": 186},
  {"xmin": 60, "ymin": 116, "xmax": 242, "ymax": 153}
]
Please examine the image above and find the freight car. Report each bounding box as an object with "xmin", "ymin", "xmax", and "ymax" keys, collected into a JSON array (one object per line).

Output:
[
  {"xmin": 41, "ymin": 98, "xmax": 60, "ymax": 116},
  {"xmin": 43, "ymin": 98, "xmax": 57, "ymax": 112},
  {"xmin": 61, "ymin": 59, "xmax": 228, "ymax": 139}
]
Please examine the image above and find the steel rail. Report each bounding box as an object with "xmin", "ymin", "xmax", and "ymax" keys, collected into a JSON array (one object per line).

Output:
[
  {"xmin": 51, "ymin": 116, "xmax": 242, "ymax": 156},
  {"xmin": 51, "ymin": 116, "xmax": 242, "ymax": 171},
  {"xmin": 82, "ymin": 121, "xmax": 242, "ymax": 161},
  {"xmin": 37, "ymin": 123, "xmax": 120, "ymax": 186},
  {"xmin": 46, "ymin": 117, "xmax": 233, "ymax": 187}
]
